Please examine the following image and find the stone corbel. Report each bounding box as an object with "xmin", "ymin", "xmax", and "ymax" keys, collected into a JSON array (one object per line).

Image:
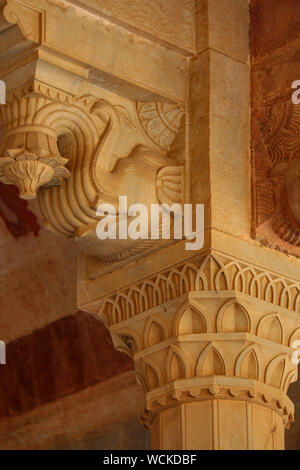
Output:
[
  {"xmin": 0, "ymin": 0, "xmax": 186, "ymax": 261},
  {"xmin": 0, "ymin": 82, "xmax": 185, "ymax": 259}
]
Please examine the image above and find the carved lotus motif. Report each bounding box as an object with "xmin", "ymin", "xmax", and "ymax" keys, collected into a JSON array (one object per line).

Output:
[
  {"xmin": 0, "ymin": 160, "xmax": 54, "ymax": 200},
  {"xmin": 0, "ymin": 128, "xmax": 70, "ymax": 199}
]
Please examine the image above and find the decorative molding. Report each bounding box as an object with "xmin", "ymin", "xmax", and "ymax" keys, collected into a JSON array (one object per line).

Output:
[
  {"xmin": 3, "ymin": 0, "xmax": 45, "ymax": 43},
  {"xmin": 94, "ymin": 248, "xmax": 300, "ymax": 434},
  {"xmin": 0, "ymin": 0, "xmax": 186, "ymax": 261},
  {"xmin": 141, "ymin": 383, "xmax": 294, "ymax": 429},
  {"xmin": 100, "ymin": 253, "xmax": 300, "ymax": 324}
]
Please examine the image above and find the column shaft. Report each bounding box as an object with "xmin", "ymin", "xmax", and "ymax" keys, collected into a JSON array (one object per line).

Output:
[{"xmin": 151, "ymin": 400, "xmax": 285, "ymax": 450}]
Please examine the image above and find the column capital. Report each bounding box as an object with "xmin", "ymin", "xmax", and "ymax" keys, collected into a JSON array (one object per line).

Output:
[{"xmin": 97, "ymin": 251, "xmax": 300, "ymax": 430}]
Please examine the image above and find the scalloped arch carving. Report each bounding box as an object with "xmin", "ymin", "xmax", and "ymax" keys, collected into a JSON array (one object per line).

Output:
[{"xmin": 100, "ymin": 254, "xmax": 300, "ymax": 325}]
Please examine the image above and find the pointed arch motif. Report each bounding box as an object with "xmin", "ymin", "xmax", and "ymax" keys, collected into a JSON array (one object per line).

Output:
[
  {"xmin": 195, "ymin": 255, "xmax": 210, "ymax": 291},
  {"xmin": 196, "ymin": 343, "xmax": 226, "ymax": 377},
  {"xmin": 217, "ymin": 299, "xmax": 250, "ymax": 333},
  {"xmin": 235, "ymin": 344, "xmax": 261, "ymax": 380},
  {"xmin": 99, "ymin": 254, "xmax": 300, "ymax": 324},
  {"xmin": 289, "ymin": 327, "xmax": 300, "ymax": 346},
  {"xmin": 173, "ymin": 301, "xmax": 209, "ymax": 335},
  {"xmin": 112, "ymin": 293, "xmax": 128, "ymax": 323},
  {"xmin": 144, "ymin": 316, "xmax": 168, "ymax": 348},
  {"xmin": 144, "ymin": 359, "xmax": 162, "ymax": 390},
  {"xmin": 99, "ymin": 299, "xmax": 115, "ymax": 325},
  {"xmin": 264, "ymin": 275, "xmax": 277, "ymax": 304},
  {"xmin": 265, "ymin": 354, "xmax": 287, "ymax": 389},
  {"xmin": 166, "ymin": 346, "xmax": 190, "ymax": 382},
  {"xmin": 127, "ymin": 286, "xmax": 148, "ymax": 316},
  {"xmin": 140, "ymin": 280, "xmax": 162, "ymax": 310},
  {"xmin": 214, "ymin": 260, "xmax": 231, "ymax": 291},
  {"xmin": 257, "ymin": 313, "xmax": 284, "ymax": 344}
]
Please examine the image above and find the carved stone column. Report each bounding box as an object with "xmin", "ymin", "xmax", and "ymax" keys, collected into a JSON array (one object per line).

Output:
[
  {"xmin": 96, "ymin": 254, "xmax": 299, "ymax": 450},
  {"xmin": 1, "ymin": 0, "xmax": 300, "ymax": 451}
]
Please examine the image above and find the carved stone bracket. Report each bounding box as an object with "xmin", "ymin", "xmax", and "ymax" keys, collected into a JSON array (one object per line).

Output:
[
  {"xmin": 0, "ymin": 80, "xmax": 185, "ymax": 260},
  {"xmin": 0, "ymin": 0, "xmax": 186, "ymax": 262}
]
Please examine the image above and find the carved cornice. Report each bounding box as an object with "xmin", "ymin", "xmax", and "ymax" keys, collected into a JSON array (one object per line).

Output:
[
  {"xmin": 4, "ymin": 80, "xmax": 75, "ymax": 105},
  {"xmin": 0, "ymin": 0, "xmax": 186, "ymax": 103},
  {"xmin": 3, "ymin": 0, "xmax": 45, "ymax": 43}
]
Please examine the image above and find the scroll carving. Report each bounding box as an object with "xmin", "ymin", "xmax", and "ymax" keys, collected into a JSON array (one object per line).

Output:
[{"xmin": 37, "ymin": 96, "xmax": 184, "ymax": 259}]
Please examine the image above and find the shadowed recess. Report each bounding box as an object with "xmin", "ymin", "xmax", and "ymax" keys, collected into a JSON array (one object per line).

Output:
[{"xmin": 0, "ymin": 183, "xmax": 40, "ymax": 237}]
